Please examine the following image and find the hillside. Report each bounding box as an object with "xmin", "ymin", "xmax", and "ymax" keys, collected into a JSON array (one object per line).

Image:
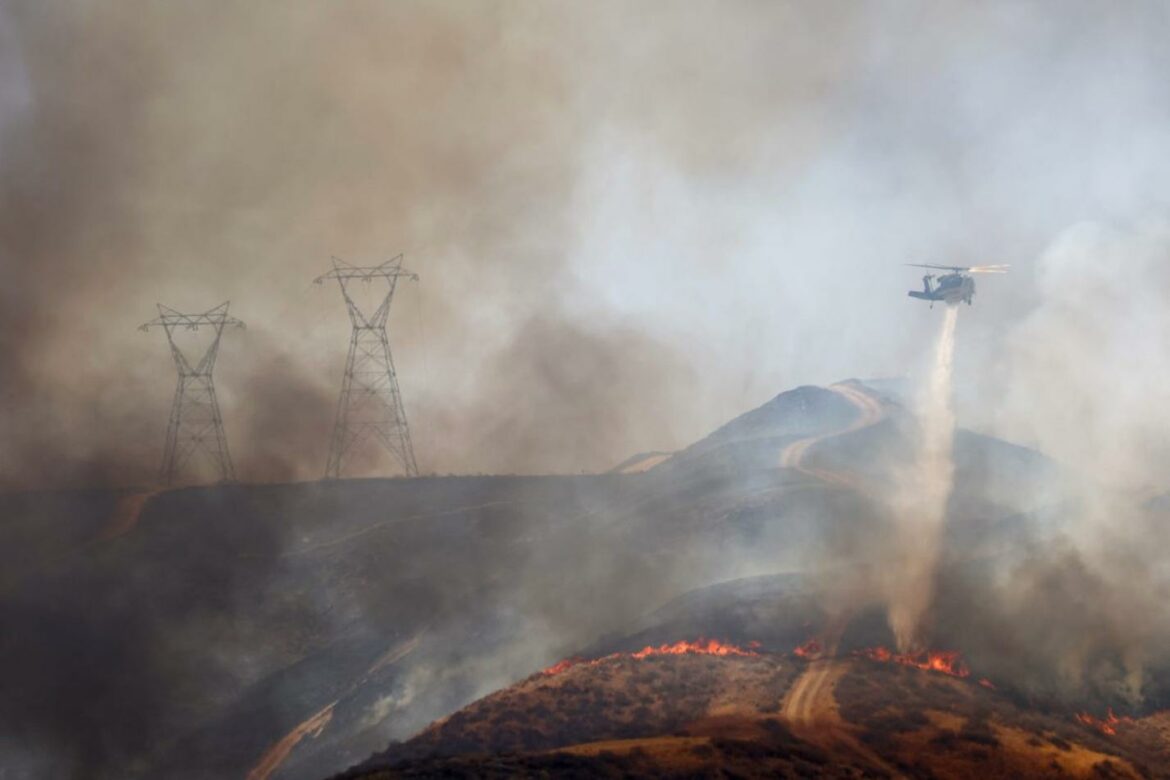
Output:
[
  {"xmin": 0, "ymin": 381, "xmax": 1086, "ymax": 778},
  {"xmin": 344, "ymin": 649, "xmax": 1167, "ymax": 779},
  {"xmin": 344, "ymin": 573, "xmax": 1170, "ymax": 779}
]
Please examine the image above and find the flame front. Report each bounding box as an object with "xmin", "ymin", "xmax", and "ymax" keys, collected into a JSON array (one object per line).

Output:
[
  {"xmin": 855, "ymin": 646, "xmax": 971, "ymax": 678},
  {"xmin": 1076, "ymin": 708, "xmax": 1133, "ymax": 737},
  {"xmin": 793, "ymin": 638, "xmax": 822, "ymax": 659},
  {"xmin": 632, "ymin": 638, "xmax": 758, "ymax": 659},
  {"xmin": 541, "ymin": 638, "xmax": 759, "ymax": 676},
  {"xmin": 541, "ymin": 658, "xmax": 583, "ymax": 676}
]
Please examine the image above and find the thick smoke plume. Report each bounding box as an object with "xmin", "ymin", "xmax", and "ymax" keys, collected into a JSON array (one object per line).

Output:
[
  {"xmin": 0, "ymin": 1, "xmax": 709, "ymax": 487},
  {"xmin": 885, "ymin": 305, "xmax": 959, "ymax": 651},
  {"xmin": 3, "ymin": 2, "xmax": 1170, "ymax": 776},
  {"xmin": 960, "ymin": 221, "xmax": 1170, "ymax": 704},
  {"xmin": 2, "ymin": 2, "xmax": 1170, "ymax": 488}
]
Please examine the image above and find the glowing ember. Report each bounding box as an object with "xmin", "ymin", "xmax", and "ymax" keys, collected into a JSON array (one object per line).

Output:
[
  {"xmin": 855, "ymin": 646, "xmax": 971, "ymax": 678},
  {"xmin": 1076, "ymin": 709, "xmax": 1134, "ymax": 737},
  {"xmin": 541, "ymin": 638, "xmax": 759, "ymax": 676},
  {"xmin": 793, "ymin": 638, "xmax": 822, "ymax": 659},
  {"xmin": 978, "ymin": 678, "xmax": 996, "ymax": 690}
]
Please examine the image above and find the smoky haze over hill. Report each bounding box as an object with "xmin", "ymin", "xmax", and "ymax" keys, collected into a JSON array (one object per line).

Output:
[
  {"xmin": 4, "ymin": 6, "xmax": 1170, "ymax": 774},
  {"xmin": 1, "ymin": 2, "xmax": 1170, "ymax": 486}
]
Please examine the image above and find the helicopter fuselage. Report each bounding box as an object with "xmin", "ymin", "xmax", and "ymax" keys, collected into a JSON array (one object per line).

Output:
[{"xmin": 908, "ymin": 272, "xmax": 975, "ymax": 306}]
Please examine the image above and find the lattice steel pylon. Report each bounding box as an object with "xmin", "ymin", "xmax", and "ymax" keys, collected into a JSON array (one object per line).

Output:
[
  {"xmin": 316, "ymin": 255, "xmax": 419, "ymax": 479},
  {"xmin": 140, "ymin": 302, "xmax": 245, "ymax": 486}
]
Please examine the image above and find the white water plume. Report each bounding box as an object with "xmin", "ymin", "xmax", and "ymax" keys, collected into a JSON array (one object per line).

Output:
[{"xmin": 886, "ymin": 304, "xmax": 959, "ymax": 651}]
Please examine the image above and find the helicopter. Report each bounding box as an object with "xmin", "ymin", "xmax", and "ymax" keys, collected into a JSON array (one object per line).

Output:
[{"xmin": 907, "ymin": 264, "xmax": 1009, "ymax": 307}]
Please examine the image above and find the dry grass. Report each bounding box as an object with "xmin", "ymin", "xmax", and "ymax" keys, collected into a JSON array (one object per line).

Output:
[
  {"xmin": 344, "ymin": 653, "xmax": 1170, "ymax": 779},
  {"xmin": 836, "ymin": 658, "xmax": 1154, "ymax": 778},
  {"xmin": 384, "ymin": 653, "xmax": 798, "ymax": 761}
]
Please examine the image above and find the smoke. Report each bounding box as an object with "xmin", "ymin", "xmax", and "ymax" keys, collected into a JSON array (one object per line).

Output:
[
  {"xmin": 3, "ymin": 0, "xmax": 1170, "ymax": 774},
  {"xmin": 992, "ymin": 220, "xmax": 1170, "ymax": 491},
  {"xmin": 0, "ymin": 487, "xmax": 291, "ymax": 779},
  {"xmin": 0, "ymin": 1, "xmax": 689, "ymax": 487},
  {"xmin": 885, "ymin": 305, "xmax": 959, "ymax": 651},
  {"xmin": 953, "ymin": 219, "xmax": 1170, "ymax": 704},
  {"xmin": 421, "ymin": 314, "xmax": 697, "ymax": 475},
  {"xmin": 2, "ymin": 2, "xmax": 1170, "ymax": 488}
]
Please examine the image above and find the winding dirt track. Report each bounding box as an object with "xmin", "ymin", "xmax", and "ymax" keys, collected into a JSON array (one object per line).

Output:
[
  {"xmin": 99, "ymin": 489, "xmax": 163, "ymax": 541},
  {"xmin": 779, "ymin": 382, "xmax": 885, "ymax": 488},
  {"xmin": 781, "ymin": 657, "xmax": 899, "ymax": 775},
  {"xmin": 777, "ymin": 383, "xmax": 899, "ymax": 772},
  {"xmin": 245, "ymin": 633, "xmax": 423, "ymax": 780},
  {"xmin": 781, "ymin": 658, "xmax": 847, "ymax": 726},
  {"xmin": 246, "ymin": 702, "xmax": 336, "ymax": 780}
]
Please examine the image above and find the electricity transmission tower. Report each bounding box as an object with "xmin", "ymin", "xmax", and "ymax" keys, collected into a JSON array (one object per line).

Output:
[
  {"xmin": 140, "ymin": 302, "xmax": 245, "ymax": 486},
  {"xmin": 316, "ymin": 255, "xmax": 419, "ymax": 479}
]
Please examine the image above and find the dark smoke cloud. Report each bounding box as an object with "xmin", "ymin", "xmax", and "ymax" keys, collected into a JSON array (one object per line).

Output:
[
  {"xmin": 934, "ymin": 499, "xmax": 1170, "ymax": 708},
  {"xmin": 4, "ymin": 2, "xmax": 1170, "ymax": 489},
  {"xmin": 0, "ymin": 1, "xmax": 597, "ymax": 486},
  {"xmin": 422, "ymin": 314, "xmax": 696, "ymax": 474},
  {"xmin": 0, "ymin": 2, "xmax": 161, "ymax": 486},
  {"xmin": 232, "ymin": 344, "xmax": 336, "ymax": 484},
  {"xmin": 0, "ymin": 488, "xmax": 289, "ymax": 778}
]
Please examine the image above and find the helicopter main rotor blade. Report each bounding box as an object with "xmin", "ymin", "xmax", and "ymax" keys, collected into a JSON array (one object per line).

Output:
[{"xmin": 905, "ymin": 263, "xmax": 1010, "ymax": 274}]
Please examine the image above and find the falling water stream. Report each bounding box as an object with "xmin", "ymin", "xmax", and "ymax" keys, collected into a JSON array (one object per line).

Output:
[{"xmin": 887, "ymin": 304, "xmax": 959, "ymax": 651}]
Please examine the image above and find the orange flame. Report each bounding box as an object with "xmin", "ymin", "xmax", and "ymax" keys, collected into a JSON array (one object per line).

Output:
[
  {"xmin": 541, "ymin": 638, "xmax": 759, "ymax": 676},
  {"xmin": 793, "ymin": 638, "xmax": 822, "ymax": 659},
  {"xmin": 632, "ymin": 638, "xmax": 758, "ymax": 659},
  {"xmin": 855, "ymin": 646, "xmax": 971, "ymax": 678},
  {"xmin": 541, "ymin": 658, "xmax": 583, "ymax": 676},
  {"xmin": 1076, "ymin": 708, "xmax": 1133, "ymax": 737}
]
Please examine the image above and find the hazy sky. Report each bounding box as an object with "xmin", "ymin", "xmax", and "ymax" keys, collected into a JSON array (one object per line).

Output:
[{"xmin": 2, "ymin": 1, "xmax": 1169, "ymax": 485}]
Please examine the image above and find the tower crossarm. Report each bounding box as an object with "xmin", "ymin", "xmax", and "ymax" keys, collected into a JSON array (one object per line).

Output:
[
  {"xmin": 312, "ymin": 254, "xmax": 419, "ymax": 285},
  {"xmin": 140, "ymin": 302, "xmax": 245, "ymax": 377},
  {"xmin": 139, "ymin": 302, "xmax": 246, "ymax": 333}
]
